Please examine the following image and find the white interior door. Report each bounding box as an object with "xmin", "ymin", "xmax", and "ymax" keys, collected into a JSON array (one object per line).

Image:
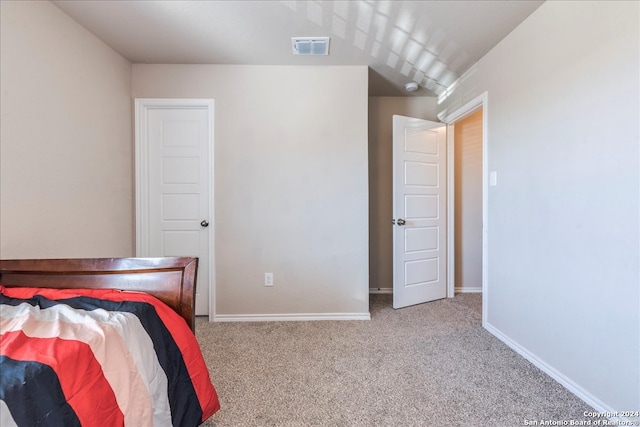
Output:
[
  {"xmin": 393, "ymin": 115, "xmax": 447, "ymax": 309},
  {"xmin": 135, "ymin": 99, "xmax": 213, "ymax": 316}
]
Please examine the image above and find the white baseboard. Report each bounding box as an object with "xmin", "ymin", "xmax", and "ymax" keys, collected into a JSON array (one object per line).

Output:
[
  {"xmin": 455, "ymin": 286, "xmax": 482, "ymax": 293},
  {"xmin": 371, "ymin": 287, "xmax": 483, "ymax": 295},
  {"xmin": 484, "ymin": 321, "xmax": 620, "ymax": 417},
  {"xmin": 213, "ymin": 312, "xmax": 371, "ymax": 322},
  {"xmin": 369, "ymin": 288, "xmax": 393, "ymax": 294}
]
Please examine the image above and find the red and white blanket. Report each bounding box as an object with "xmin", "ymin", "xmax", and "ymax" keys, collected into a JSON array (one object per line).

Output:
[{"xmin": 0, "ymin": 285, "xmax": 220, "ymax": 426}]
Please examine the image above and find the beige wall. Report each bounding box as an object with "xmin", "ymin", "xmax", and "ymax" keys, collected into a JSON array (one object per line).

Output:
[
  {"xmin": 0, "ymin": 1, "xmax": 133, "ymax": 258},
  {"xmin": 438, "ymin": 0, "xmax": 639, "ymax": 412},
  {"xmin": 453, "ymin": 109, "xmax": 483, "ymax": 292},
  {"xmin": 132, "ymin": 65, "xmax": 370, "ymax": 316},
  {"xmin": 368, "ymin": 97, "xmax": 437, "ymax": 291}
]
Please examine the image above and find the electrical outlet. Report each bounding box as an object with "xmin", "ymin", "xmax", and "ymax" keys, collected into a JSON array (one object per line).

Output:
[{"xmin": 264, "ymin": 273, "xmax": 274, "ymax": 287}]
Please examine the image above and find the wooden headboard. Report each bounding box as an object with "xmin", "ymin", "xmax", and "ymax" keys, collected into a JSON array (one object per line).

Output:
[{"xmin": 0, "ymin": 257, "xmax": 199, "ymax": 331}]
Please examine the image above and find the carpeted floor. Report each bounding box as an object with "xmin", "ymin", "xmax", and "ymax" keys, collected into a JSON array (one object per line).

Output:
[{"xmin": 196, "ymin": 294, "xmax": 593, "ymax": 426}]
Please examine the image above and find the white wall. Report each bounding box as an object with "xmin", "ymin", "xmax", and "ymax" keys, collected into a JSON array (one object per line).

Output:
[
  {"xmin": 438, "ymin": 1, "xmax": 639, "ymax": 413},
  {"xmin": 454, "ymin": 109, "xmax": 483, "ymax": 292},
  {"xmin": 0, "ymin": 1, "xmax": 133, "ymax": 258},
  {"xmin": 368, "ymin": 97, "xmax": 438, "ymax": 291},
  {"xmin": 132, "ymin": 65, "xmax": 369, "ymax": 317}
]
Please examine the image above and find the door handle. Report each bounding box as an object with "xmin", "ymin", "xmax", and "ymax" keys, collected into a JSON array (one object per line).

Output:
[
  {"xmin": 396, "ymin": 218, "xmax": 406, "ymax": 226},
  {"xmin": 200, "ymin": 220, "xmax": 209, "ymax": 227}
]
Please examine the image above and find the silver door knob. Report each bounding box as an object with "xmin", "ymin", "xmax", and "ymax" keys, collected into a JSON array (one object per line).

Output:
[
  {"xmin": 200, "ymin": 220, "xmax": 209, "ymax": 227},
  {"xmin": 396, "ymin": 218, "xmax": 406, "ymax": 226}
]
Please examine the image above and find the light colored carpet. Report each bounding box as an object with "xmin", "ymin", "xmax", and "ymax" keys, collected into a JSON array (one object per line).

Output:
[{"xmin": 196, "ymin": 294, "xmax": 593, "ymax": 426}]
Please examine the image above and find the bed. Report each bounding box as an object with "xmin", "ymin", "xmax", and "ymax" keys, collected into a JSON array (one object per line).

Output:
[{"xmin": 0, "ymin": 257, "xmax": 220, "ymax": 427}]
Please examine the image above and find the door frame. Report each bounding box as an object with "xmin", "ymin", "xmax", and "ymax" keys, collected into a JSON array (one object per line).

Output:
[
  {"xmin": 134, "ymin": 98, "xmax": 216, "ymax": 320},
  {"xmin": 439, "ymin": 92, "xmax": 488, "ymax": 328}
]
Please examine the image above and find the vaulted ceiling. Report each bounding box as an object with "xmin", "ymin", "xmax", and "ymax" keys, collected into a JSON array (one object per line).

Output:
[{"xmin": 53, "ymin": 0, "xmax": 544, "ymax": 96}]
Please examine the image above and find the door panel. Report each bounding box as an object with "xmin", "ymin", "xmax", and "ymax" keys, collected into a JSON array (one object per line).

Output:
[
  {"xmin": 393, "ymin": 115, "xmax": 447, "ymax": 309},
  {"xmin": 405, "ymin": 227, "xmax": 438, "ymax": 252},
  {"xmin": 136, "ymin": 100, "xmax": 213, "ymax": 316}
]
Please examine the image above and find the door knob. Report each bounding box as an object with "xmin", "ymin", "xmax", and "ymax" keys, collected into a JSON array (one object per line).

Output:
[
  {"xmin": 396, "ymin": 218, "xmax": 406, "ymax": 226},
  {"xmin": 200, "ymin": 220, "xmax": 209, "ymax": 227}
]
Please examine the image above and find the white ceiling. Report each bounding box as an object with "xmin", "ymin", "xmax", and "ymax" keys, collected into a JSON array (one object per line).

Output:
[{"xmin": 52, "ymin": 0, "xmax": 544, "ymax": 97}]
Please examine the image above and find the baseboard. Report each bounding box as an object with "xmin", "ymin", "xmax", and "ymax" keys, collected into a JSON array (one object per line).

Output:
[
  {"xmin": 214, "ymin": 312, "xmax": 371, "ymax": 322},
  {"xmin": 455, "ymin": 286, "xmax": 482, "ymax": 293},
  {"xmin": 484, "ymin": 321, "xmax": 621, "ymax": 417},
  {"xmin": 369, "ymin": 288, "xmax": 393, "ymax": 294},
  {"xmin": 371, "ymin": 287, "xmax": 483, "ymax": 295}
]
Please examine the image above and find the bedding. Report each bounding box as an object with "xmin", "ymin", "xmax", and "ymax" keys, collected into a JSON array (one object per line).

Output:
[{"xmin": 0, "ymin": 285, "xmax": 220, "ymax": 427}]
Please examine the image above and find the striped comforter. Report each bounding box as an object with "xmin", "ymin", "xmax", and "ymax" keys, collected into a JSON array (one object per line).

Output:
[{"xmin": 0, "ymin": 285, "xmax": 220, "ymax": 426}]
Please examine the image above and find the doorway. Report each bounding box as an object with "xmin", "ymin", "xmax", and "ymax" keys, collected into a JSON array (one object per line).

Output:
[
  {"xmin": 368, "ymin": 94, "xmax": 487, "ymax": 320},
  {"xmin": 441, "ymin": 92, "xmax": 488, "ymax": 326}
]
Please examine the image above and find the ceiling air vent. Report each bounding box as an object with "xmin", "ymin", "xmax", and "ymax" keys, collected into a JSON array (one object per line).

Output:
[{"xmin": 291, "ymin": 37, "xmax": 330, "ymax": 55}]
